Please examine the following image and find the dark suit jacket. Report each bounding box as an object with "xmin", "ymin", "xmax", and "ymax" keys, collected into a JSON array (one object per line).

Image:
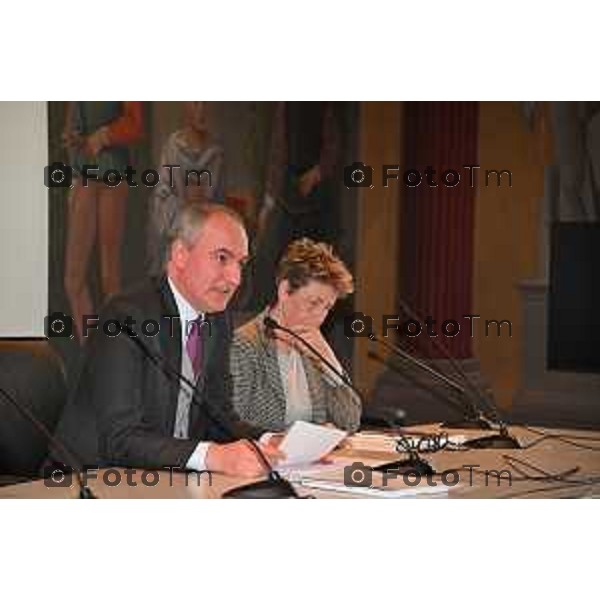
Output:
[{"xmin": 54, "ymin": 277, "xmax": 264, "ymax": 470}]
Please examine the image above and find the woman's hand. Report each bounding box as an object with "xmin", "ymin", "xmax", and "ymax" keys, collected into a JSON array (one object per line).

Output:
[{"xmin": 281, "ymin": 326, "xmax": 342, "ymax": 372}]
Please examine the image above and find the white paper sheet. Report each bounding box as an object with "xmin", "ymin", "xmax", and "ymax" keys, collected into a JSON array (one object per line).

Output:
[{"xmin": 278, "ymin": 421, "xmax": 348, "ymax": 467}]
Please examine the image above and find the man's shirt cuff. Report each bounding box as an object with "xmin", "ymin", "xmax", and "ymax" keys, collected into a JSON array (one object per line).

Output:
[{"xmin": 185, "ymin": 442, "xmax": 211, "ymax": 471}]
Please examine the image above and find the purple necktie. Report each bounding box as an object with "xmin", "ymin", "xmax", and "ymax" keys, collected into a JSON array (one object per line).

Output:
[{"xmin": 186, "ymin": 316, "xmax": 204, "ymax": 379}]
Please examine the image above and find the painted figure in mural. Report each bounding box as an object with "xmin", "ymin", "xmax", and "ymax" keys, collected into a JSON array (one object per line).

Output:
[
  {"xmin": 247, "ymin": 101, "xmax": 340, "ymax": 311},
  {"xmin": 551, "ymin": 101, "xmax": 600, "ymax": 221},
  {"xmin": 62, "ymin": 101, "xmax": 143, "ymax": 343},
  {"xmin": 146, "ymin": 101, "xmax": 225, "ymax": 275},
  {"xmin": 524, "ymin": 101, "xmax": 600, "ymax": 221}
]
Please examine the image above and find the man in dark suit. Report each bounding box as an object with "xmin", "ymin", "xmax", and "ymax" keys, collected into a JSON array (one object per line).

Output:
[{"xmin": 55, "ymin": 202, "xmax": 280, "ymax": 477}]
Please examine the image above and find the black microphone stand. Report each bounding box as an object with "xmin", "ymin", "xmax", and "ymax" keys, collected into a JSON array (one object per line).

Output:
[
  {"xmin": 264, "ymin": 317, "xmax": 435, "ymax": 475},
  {"xmin": 0, "ymin": 384, "xmax": 95, "ymax": 498},
  {"xmin": 367, "ymin": 333, "xmax": 520, "ymax": 449},
  {"xmin": 394, "ymin": 298, "xmax": 521, "ymax": 448},
  {"xmin": 122, "ymin": 325, "xmax": 300, "ymax": 498},
  {"xmin": 460, "ymin": 422, "xmax": 521, "ymax": 449},
  {"xmin": 368, "ymin": 333, "xmax": 491, "ymax": 429},
  {"xmin": 395, "ymin": 297, "xmax": 497, "ymax": 430}
]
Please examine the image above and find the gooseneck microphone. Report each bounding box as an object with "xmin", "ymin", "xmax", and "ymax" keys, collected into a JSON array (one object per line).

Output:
[
  {"xmin": 120, "ymin": 323, "xmax": 300, "ymax": 499},
  {"xmin": 365, "ymin": 331, "xmax": 480, "ymax": 420},
  {"xmin": 393, "ymin": 297, "xmax": 521, "ymax": 448},
  {"xmin": 396, "ymin": 297, "xmax": 498, "ymax": 429},
  {"xmin": 264, "ymin": 317, "xmax": 435, "ymax": 475},
  {"xmin": 0, "ymin": 383, "xmax": 96, "ymax": 499},
  {"xmin": 366, "ymin": 331, "xmax": 520, "ymax": 449}
]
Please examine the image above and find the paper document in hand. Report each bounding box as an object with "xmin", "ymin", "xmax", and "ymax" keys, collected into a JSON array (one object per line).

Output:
[{"xmin": 279, "ymin": 421, "xmax": 348, "ymax": 467}]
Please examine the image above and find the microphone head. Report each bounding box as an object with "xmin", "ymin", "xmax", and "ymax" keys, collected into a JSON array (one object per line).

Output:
[{"xmin": 263, "ymin": 316, "xmax": 279, "ymax": 330}]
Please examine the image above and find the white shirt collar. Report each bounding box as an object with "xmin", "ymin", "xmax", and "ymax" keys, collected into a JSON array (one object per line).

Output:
[{"xmin": 167, "ymin": 277, "xmax": 204, "ymax": 337}]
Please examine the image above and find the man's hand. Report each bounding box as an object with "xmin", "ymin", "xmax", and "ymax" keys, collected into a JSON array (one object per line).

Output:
[
  {"xmin": 205, "ymin": 439, "xmax": 284, "ymax": 477},
  {"xmin": 263, "ymin": 433, "xmax": 285, "ymax": 450}
]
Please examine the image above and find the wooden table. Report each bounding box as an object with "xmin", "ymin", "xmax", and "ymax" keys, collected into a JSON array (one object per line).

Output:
[{"xmin": 2, "ymin": 425, "xmax": 599, "ymax": 499}]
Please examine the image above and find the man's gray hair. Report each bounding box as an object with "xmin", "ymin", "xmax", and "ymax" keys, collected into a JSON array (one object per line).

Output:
[{"xmin": 166, "ymin": 201, "xmax": 245, "ymax": 251}]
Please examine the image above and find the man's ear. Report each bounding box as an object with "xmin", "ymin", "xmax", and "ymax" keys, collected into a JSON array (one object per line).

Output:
[{"xmin": 170, "ymin": 240, "xmax": 188, "ymax": 269}]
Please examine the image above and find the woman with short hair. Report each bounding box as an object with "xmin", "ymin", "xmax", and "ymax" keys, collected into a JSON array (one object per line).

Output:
[{"xmin": 230, "ymin": 238, "xmax": 361, "ymax": 432}]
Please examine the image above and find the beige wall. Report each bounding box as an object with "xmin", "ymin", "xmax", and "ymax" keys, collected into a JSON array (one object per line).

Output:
[
  {"xmin": 475, "ymin": 101, "xmax": 546, "ymax": 409},
  {"xmin": 353, "ymin": 102, "xmax": 403, "ymax": 397}
]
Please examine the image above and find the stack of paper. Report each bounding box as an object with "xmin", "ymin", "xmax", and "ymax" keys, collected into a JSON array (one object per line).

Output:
[
  {"xmin": 347, "ymin": 432, "xmax": 398, "ymax": 453},
  {"xmin": 295, "ymin": 478, "xmax": 451, "ymax": 498}
]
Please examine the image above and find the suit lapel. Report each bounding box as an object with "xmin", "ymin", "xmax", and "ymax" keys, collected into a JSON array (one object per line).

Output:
[
  {"xmin": 201, "ymin": 313, "xmax": 217, "ymax": 382},
  {"xmin": 157, "ymin": 278, "xmax": 183, "ymax": 421}
]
